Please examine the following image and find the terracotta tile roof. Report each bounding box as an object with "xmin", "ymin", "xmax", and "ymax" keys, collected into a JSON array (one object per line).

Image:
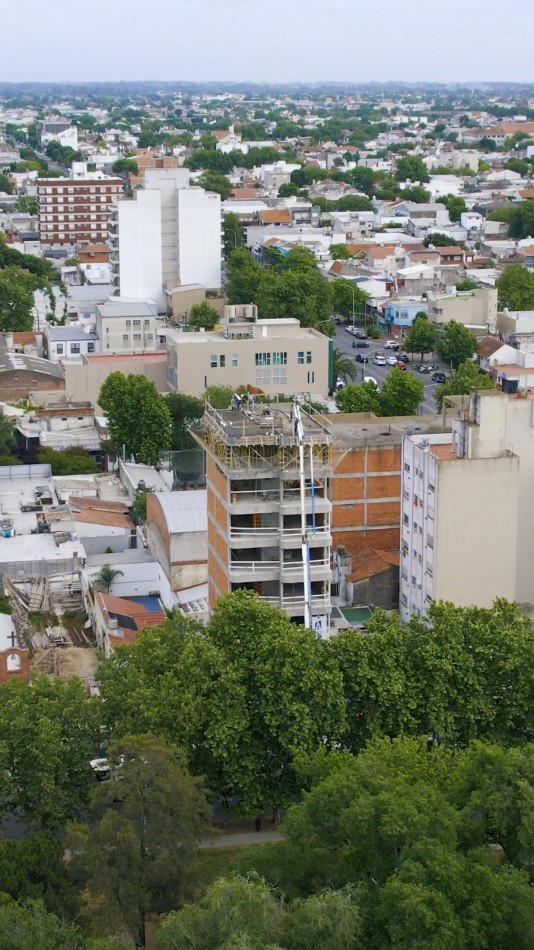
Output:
[
  {"xmin": 258, "ymin": 209, "xmax": 292, "ymax": 224},
  {"xmin": 70, "ymin": 496, "xmax": 130, "ymax": 514},
  {"xmin": 98, "ymin": 592, "xmax": 165, "ymax": 634},
  {"xmin": 476, "ymin": 336, "xmax": 504, "ymax": 359},
  {"xmin": 11, "ymin": 332, "xmax": 37, "ymax": 345},
  {"xmin": 437, "ymin": 247, "xmax": 464, "ymax": 255},
  {"xmin": 330, "ymin": 261, "xmax": 345, "ymax": 274},
  {"xmin": 348, "ymin": 544, "xmax": 399, "ymax": 583},
  {"xmin": 229, "ymin": 188, "xmax": 258, "ymax": 200},
  {"xmin": 367, "ymin": 246, "xmax": 394, "ymax": 259},
  {"xmin": 518, "ymin": 190, "xmax": 534, "ymax": 200},
  {"xmin": 73, "ymin": 509, "xmax": 134, "ymax": 529},
  {"xmin": 346, "ymin": 243, "xmax": 370, "ymax": 256}
]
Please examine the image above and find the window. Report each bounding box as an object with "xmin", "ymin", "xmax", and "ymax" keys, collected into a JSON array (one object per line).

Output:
[
  {"xmin": 404, "ymin": 462, "xmax": 410, "ymax": 473},
  {"xmin": 272, "ymin": 351, "xmax": 287, "ymax": 365},
  {"xmin": 231, "ymin": 354, "xmax": 238, "ymax": 367},
  {"xmin": 146, "ymin": 333, "xmax": 153, "ymax": 340},
  {"xmin": 126, "ymin": 320, "xmax": 131, "ymax": 327},
  {"xmin": 255, "ymin": 353, "xmax": 270, "ymax": 366},
  {"xmin": 123, "ymin": 334, "xmax": 129, "ymax": 341},
  {"xmin": 219, "ymin": 355, "xmax": 226, "ymax": 368},
  {"xmin": 144, "ymin": 319, "xmax": 150, "ymax": 326},
  {"xmin": 307, "ymin": 371, "xmax": 315, "ymax": 384},
  {"xmin": 306, "ymin": 351, "xmax": 312, "ymax": 364},
  {"xmin": 133, "ymin": 333, "xmax": 141, "ymax": 341},
  {"xmin": 401, "ymin": 594, "xmax": 408, "ymax": 607},
  {"xmin": 255, "ymin": 368, "xmax": 271, "ymax": 386},
  {"xmin": 403, "ymin": 513, "xmax": 409, "ymax": 526},
  {"xmin": 273, "ymin": 368, "xmax": 287, "ymax": 385},
  {"xmin": 87, "ymin": 342, "xmax": 95, "ymax": 353},
  {"xmin": 133, "ymin": 319, "xmax": 141, "ymax": 327},
  {"xmin": 297, "ymin": 351, "xmax": 304, "ymax": 364},
  {"xmin": 70, "ymin": 343, "xmax": 80, "ymax": 354},
  {"xmin": 210, "ymin": 355, "xmax": 217, "ymax": 368}
]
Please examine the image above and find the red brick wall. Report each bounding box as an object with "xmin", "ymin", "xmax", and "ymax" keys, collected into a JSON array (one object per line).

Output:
[
  {"xmin": 332, "ymin": 444, "xmax": 401, "ymax": 552},
  {"xmin": 0, "ymin": 650, "xmax": 30, "ymax": 683}
]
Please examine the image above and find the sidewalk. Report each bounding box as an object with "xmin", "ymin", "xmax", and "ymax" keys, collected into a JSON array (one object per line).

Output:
[{"xmin": 200, "ymin": 828, "xmax": 283, "ymax": 849}]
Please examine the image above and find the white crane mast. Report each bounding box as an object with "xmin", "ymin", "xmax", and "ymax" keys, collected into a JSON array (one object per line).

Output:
[{"xmin": 292, "ymin": 399, "xmax": 312, "ymax": 630}]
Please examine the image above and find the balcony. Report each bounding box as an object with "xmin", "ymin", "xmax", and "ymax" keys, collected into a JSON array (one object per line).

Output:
[
  {"xmin": 229, "ymin": 488, "xmax": 280, "ymax": 514},
  {"xmin": 259, "ymin": 593, "xmax": 332, "ymax": 616},
  {"xmin": 229, "ymin": 524, "xmax": 332, "ymax": 549}
]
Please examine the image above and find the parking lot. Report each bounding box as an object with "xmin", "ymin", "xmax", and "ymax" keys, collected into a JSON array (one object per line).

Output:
[{"xmin": 335, "ymin": 323, "xmax": 451, "ymax": 415}]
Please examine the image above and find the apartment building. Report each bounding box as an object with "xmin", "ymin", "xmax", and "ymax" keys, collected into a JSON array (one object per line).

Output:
[
  {"xmin": 201, "ymin": 400, "xmax": 332, "ymax": 633},
  {"xmin": 95, "ymin": 300, "xmax": 159, "ymax": 355},
  {"xmin": 37, "ymin": 176, "xmax": 123, "ymax": 246},
  {"xmin": 399, "ymin": 391, "xmax": 528, "ymax": 622},
  {"xmin": 166, "ymin": 306, "xmax": 330, "ymax": 397},
  {"xmin": 41, "ymin": 117, "xmax": 78, "ymax": 150},
  {"xmin": 110, "ymin": 168, "xmax": 222, "ymax": 309},
  {"xmin": 426, "ymin": 288, "xmax": 498, "ymax": 334}
]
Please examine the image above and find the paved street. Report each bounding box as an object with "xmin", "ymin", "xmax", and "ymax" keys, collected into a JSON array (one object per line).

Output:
[{"xmin": 334, "ymin": 324, "xmax": 448, "ymax": 415}]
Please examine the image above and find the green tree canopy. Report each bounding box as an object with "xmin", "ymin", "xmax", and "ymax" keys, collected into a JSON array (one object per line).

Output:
[
  {"xmin": 165, "ymin": 392, "xmax": 204, "ymax": 451},
  {"xmin": 0, "ymin": 173, "xmax": 14, "ymax": 195},
  {"xmin": 335, "ymin": 381, "xmax": 382, "ymax": 415},
  {"xmin": 437, "ymin": 321, "xmax": 477, "ymax": 369},
  {"xmin": 395, "ymin": 154, "xmax": 430, "ymax": 183},
  {"xmin": 434, "ymin": 360, "xmax": 496, "ymax": 409},
  {"xmin": 0, "ymin": 266, "xmax": 38, "ymax": 332},
  {"xmin": 0, "ymin": 895, "xmax": 83, "ymax": 950},
  {"xmin": 99, "ymin": 373, "xmax": 171, "ymax": 466},
  {"xmin": 198, "ymin": 171, "xmax": 232, "ymax": 200},
  {"xmin": 489, "ymin": 202, "xmax": 534, "ymax": 240},
  {"xmin": 437, "ymin": 193, "xmax": 467, "ymax": 222},
  {"xmin": 329, "ymin": 244, "xmax": 351, "ymax": 260},
  {"xmin": 405, "ymin": 312, "xmax": 437, "ymax": 359},
  {"xmin": 497, "ymin": 264, "xmax": 534, "ymax": 310},
  {"xmin": 188, "ymin": 300, "xmax": 219, "ymax": 330},
  {"xmin": 332, "ymin": 279, "xmax": 369, "ymax": 320},
  {"xmin": 332, "ymin": 348, "xmax": 357, "ymax": 386},
  {"xmin": 222, "ymin": 212, "xmax": 245, "ymax": 256},
  {"xmin": 37, "ymin": 447, "xmax": 98, "ymax": 476},
  {"xmin": 69, "ymin": 734, "xmax": 211, "ymax": 945},
  {"xmin": 111, "ymin": 158, "xmax": 139, "ymax": 177},
  {"xmin": 380, "ymin": 366, "xmax": 424, "ymax": 415}
]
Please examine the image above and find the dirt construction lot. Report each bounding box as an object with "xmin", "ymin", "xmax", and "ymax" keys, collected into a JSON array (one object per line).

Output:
[{"xmin": 32, "ymin": 645, "xmax": 99, "ymax": 681}]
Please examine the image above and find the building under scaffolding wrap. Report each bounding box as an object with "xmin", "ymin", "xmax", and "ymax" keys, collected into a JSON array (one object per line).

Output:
[{"xmin": 198, "ymin": 399, "xmax": 333, "ymax": 634}]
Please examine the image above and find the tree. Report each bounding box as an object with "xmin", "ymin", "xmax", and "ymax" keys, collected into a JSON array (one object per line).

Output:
[
  {"xmin": 222, "ymin": 212, "xmax": 245, "ymax": 256},
  {"xmin": 38, "ymin": 447, "xmax": 98, "ymax": 476},
  {"xmin": 332, "ymin": 348, "xmax": 357, "ymax": 386},
  {"xmin": 395, "ymin": 155, "xmax": 430, "ymax": 183},
  {"xmin": 0, "ymin": 173, "xmax": 14, "ymax": 194},
  {"xmin": 335, "ymin": 382, "xmax": 382, "ymax": 415},
  {"xmin": 424, "ymin": 232, "xmax": 459, "ymax": 248},
  {"xmin": 405, "ymin": 312, "xmax": 437, "ymax": 360},
  {"xmin": 203, "ymin": 384, "xmax": 234, "ymax": 409},
  {"xmin": 437, "ymin": 321, "xmax": 477, "ymax": 369},
  {"xmin": 330, "ymin": 244, "xmax": 351, "ymax": 260},
  {"xmin": 111, "ymin": 158, "xmax": 139, "ymax": 177},
  {"xmin": 0, "ymin": 676, "xmax": 101, "ymax": 831},
  {"xmin": 497, "ymin": 264, "xmax": 534, "ymax": 311},
  {"xmin": 94, "ymin": 565, "xmax": 124, "ymax": 594},
  {"xmin": 99, "ymin": 373, "xmax": 171, "ymax": 466},
  {"xmin": 157, "ymin": 875, "xmax": 363, "ymax": 950},
  {"xmin": 198, "ymin": 171, "xmax": 232, "ymax": 200},
  {"xmin": 380, "ymin": 367, "xmax": 424, "ymax": 416},
  {"xmin": 455, "ymin": 278, "xmax": 479, "ymax": 292},
  {"xmin": 332, "ymin": 279, "xmax": 369, "ymax": 320},
  {"xmin": 0, "ymin": 895, "xmax": 83, "ymax": 950},
  {"xmin": 188, "ymin": 301, "xmax": 219, "ymax": 330},
  {"xmin": 69, "ymin": 734, "xmax": 211, "ymax": 946},
  {"xmin": 0, "ymin": 411, "xmax": 19, "ymax": 465},
  {"xmin": 0, "ymin": 834, "xmax": 75, "ymax": 919},
  {"xmin": 401, "ymin": 185, "xmax": 432, "ymax": 203},
  {"xmin": 437, "ymin": 194, "xmax": 467, "ymax": 222},
  {"xmin": 225, "ymin": 248, "xmax": 263, "ymax": 305},
  {"xmin": 165, "ymin": 392, "xmax": 204, "ymax": 451},
  {"xmin": 489, "ymin": 202, "xmax": 534, "ymax": 240},
  {"xmin": 435, "ymin": 360, "xmax": 495, "ymax": 409},
  {"xmin": 0, "ymin": 266, "xmax": 39, "ymax": 332}
]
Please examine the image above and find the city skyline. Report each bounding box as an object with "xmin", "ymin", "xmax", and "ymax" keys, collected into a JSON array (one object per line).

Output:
[{"xmin": 3, "ymin": 0, "xmax": 534, "ymax": 85}]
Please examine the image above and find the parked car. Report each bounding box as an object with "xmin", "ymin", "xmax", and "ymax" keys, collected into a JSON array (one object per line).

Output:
[
  {"xmin": 346, "ymin": 326, "xmax": 357, "ymax": 335},
  {"xmin": 354, "ymin": 330, "xmax": 368, "ymax": 339},
  {"xmin": 384, "ymin": 340, "xmax": 400, "ymax": 350},
  {"xmin": 419, "ymin": 363, "xmax": 439, "ymax": 374},
  {"xmin": 397, "ymin": 353, "xmax": 410, "ymax": 363},
  {"xmin": 431, "ymin": 372, "xmax": 447, "ymax": 383},
  {"xmin": 20, "ymin": 499, "xmax": 43, "ymax": 513},
  {"xmin": 385, "ymin": 355, "xmax": 398, "ymax": 366},
  {"xmin": 355, "ymin": 353, "xmax": 369, "ymax": 363},
  {"xmin": 353, "ymin": 339, "xmax": 370, "ymax": 348},
  {"xmin": 373, "ymin": 354, "xmax": 387, "ymax": 366},
  {"xmin": 395, "ymin": 361, "xmax": 407, "ymax": 370}
]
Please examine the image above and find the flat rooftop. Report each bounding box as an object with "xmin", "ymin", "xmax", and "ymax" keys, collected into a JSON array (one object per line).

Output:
[
  {"xmin": 330, "ymin": 412, "xmax": 452, "ymax": 447},
  {"xmin": 205, "ymin": 402, "xmax": 331, "ymax": 446}
]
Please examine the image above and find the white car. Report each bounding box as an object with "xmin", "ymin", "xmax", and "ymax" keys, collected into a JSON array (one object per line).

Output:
[
  {"xmin": 346, "ymin": 326, "xmax": 357, "ymax": 335},
  {"xmin": 386, "ymin": 355, "xmax": 398, "ymax": 366},
  {"xmin": 373, "ymin": 355, "xmax": 386, "ymax": 366},
  {"xmin": 384, "ymin": 340, "xmax": 400, "ymax": 350}
]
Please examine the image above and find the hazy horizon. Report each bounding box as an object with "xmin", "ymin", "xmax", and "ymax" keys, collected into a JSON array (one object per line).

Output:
[{"xmin": 2, "ymin": 0, "xmax": 533, "ymax": 86}]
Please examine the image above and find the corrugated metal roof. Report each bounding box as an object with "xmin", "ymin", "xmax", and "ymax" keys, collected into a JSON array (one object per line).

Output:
[{"xmin": 154, "ymin": 490, "xmax": 207, "ymax": 534}]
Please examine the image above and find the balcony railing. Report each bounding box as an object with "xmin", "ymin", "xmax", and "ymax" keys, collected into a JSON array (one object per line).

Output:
[
  {"xmin": 260, "ymin": 594, "xmax": 331, "ymax": 612},
  {"xmin": 229, "ymin": 558, "xmax": 330, "ymax": 576}
]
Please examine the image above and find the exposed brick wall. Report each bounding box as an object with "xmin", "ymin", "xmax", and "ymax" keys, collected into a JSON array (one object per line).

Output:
[
  {"xmin": 0, "ymin": 649, "xmax": 30, "ymax": 683},
  {"xmin": 332, "ymin": 443, "xmax": 402, "ymax": 555},
  {"xmin": 207, "ymin": 456, "xmax": 228, "ymax": 500}
]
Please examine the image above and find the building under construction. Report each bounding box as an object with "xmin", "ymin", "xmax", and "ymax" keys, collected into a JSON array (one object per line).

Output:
[{"xmin": 199, "ymin": 398, "xmax": 333, "ymax": 634}]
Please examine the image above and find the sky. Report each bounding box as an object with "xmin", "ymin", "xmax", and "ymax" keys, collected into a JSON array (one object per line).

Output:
[{"xmin": 3, "ymin": 0, "xmax": 534, "ymax": 85}]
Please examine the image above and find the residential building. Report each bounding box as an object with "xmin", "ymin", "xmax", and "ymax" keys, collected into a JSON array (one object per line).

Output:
[
  {"xmin": 399, "ymin": 390, "xmax": 534, "ymax": 619},
  {"xmin": 497, "ymin": 309, "xmax": 534, "ymax": 344},
  {"xmin": 426, "ymin": 288, "xmax": 498, "ymax": 334},
  {"xmin": 95, "ymin": 300, "xmax": 159, "ymax": 355},
  {"xmin": 110, "ymin": 168, "xmax": 222, "ymax": 308},
  {"xmin": 37, "ymin": 175, "xmax": 123, "ymax": 246},
  {"xmin": 63, "ymin": 352, "xmax": 167, "ymax": 410},
  {"xmin": 43, "ymin": 324, "xmax": 99, "ymax": 360},
  {"xmin": 381, "ymin": 299, "xmax": 428, "ymax": 337},
  {"xmin": 166, "ymin": 306, "xmax": 330, "ymax": 397},
  {"xmin": 41, "ymin": 117, "xmax": 78, "ymax": 150},
  {"xmin": 146, "ymin": 490, "xmax": 208, "ymax": 593},
  {"xmin": 69, "ymin": 496, "xmax": 137, "ymax": 556},
  {"xmin": 91, "ymin": 591, "xmax": 165, "ymax": 656},
  {"xmin": 0, "ymin": 349, "xmax": 64, "ymax": 401},
  {"xmin": 201, "ymin": 400, "xmax": 332, "ymax": 632}
]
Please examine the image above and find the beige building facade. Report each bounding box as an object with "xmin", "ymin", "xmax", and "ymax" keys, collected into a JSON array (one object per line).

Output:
[
  {"xmin": 166, "ymin": 306, "xmax": 330, "ymax": 397},
  {"xmin": 63, "ymin": 353, "xmax": 168, "ymax": 411},
  {"xmin": 427, "ymin": 288, "xmax": 498, "ymax": 334},
  {"xmin": 95, "ymin": 300, "xmax": 159, "ymax": 355}
]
